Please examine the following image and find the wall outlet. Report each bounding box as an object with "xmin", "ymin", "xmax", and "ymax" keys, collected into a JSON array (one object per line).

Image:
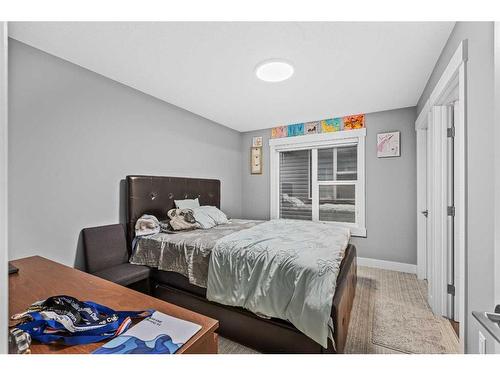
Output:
[{"xmin": 478, "ymin": 331, "xmax": 487, "ymax": 354}]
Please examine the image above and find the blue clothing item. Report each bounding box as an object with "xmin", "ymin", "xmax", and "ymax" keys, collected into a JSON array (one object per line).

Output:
[{"xmin": 14, "ymin": 295, "xmax": 152, "ymax": 346}]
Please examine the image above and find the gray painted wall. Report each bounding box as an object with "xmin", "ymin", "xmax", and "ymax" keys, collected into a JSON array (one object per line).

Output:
[
  {"xmin": 416, "ymin": 22, "xmax": 495, "ymax": 354},
  {"xmin": 8, "ymin": 40, "xmax": 243, "ymax": 268},
  {"xmin": 242, "ymin": 107, "xmax": 417, "ymax": 265}
]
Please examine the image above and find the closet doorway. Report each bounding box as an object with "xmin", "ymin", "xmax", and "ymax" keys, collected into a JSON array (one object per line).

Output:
[{"xmin": 416, "ymin": 41, "xmax": 467, "ymax": 352}]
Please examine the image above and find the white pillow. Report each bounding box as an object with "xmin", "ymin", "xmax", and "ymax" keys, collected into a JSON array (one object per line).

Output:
[
  {"xmin": 174, "ymin": 197, "xmax": 200, "ymax": 209},
  {"xmin": 202, "ymin": 206, "xmax": 229, "ymax": 225},
  {"xmin": 191, "ymin": 208, "xmax": 217, "ymax": 229},
  {"xmin": 192, "ymin": 206, "xmax": 229, "ymax": 229}
]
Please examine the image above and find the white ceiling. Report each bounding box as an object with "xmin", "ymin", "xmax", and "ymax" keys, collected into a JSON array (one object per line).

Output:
[{"xmin": 9, "ymin": 22, "xmax": 454, "ymax": 132}]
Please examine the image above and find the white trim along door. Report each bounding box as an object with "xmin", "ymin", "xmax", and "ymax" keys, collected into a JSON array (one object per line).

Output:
[
  {"xmin": 415, "ymin": 40, "xmax": 467, "ymax": 353},
  {"xmin": 494, "ymin": 22, "xmax": 500, "ymax": 332},
  {"xmin": 416, "ymin": 127, "xmax": 427, "ymax": 280}
]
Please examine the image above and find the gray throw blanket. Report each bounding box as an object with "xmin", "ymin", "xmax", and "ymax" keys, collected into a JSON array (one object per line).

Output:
[{"xmin": 129, "ymin": 220, "xmax": 262, "ymax": 287}]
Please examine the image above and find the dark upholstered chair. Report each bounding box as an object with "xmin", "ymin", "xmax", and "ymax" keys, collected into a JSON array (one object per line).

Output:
[{"xmin": 82, "ymin": 224, "xmax": 150, "ymax": 291}]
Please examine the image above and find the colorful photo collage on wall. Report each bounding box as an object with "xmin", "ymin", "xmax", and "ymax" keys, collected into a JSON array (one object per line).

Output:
[{"xmin": 271, "ymin": 114, "xmax": 365, "ymax": 138}]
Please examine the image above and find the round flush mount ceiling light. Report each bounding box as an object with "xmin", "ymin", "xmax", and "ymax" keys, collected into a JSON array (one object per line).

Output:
[{"xmin": 255, "ymin": 59, "xmax": 294, "ymax": 82}]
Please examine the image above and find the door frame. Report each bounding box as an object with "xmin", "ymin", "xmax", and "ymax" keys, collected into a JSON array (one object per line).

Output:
[
  {"xmin": 494, "ymin": 22, "xmax": 500, "ymax": 323},
  {"xmin": 416, "ymin": 127, "xmax": 427, "ymax": 280},
  {"xmin": 415, "ymin": 40, "xmax": 467, "ymax": 353}
]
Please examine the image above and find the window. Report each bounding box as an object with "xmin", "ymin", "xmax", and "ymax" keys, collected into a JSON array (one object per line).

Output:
[
  {"xmin": 270, "ymin": 129, "xmax": 366, "ymax": 236},
  {"xmin": 317, "ymin": 145, "xmax": 357, "ymax": 223}
]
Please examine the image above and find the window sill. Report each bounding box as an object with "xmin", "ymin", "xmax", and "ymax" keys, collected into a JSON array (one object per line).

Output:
[
  {"xmin": 320, "ymin": 222, "xmax": 366, "ymax": 238},
  {"xmin": 351, "ymin": 228, "xmax": 367, "ymax": 238}
]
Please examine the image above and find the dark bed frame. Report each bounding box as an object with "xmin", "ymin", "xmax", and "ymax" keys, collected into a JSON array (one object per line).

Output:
[{"xmin": 126, "ymin": 175, "xmax": 357, "ymax": 353}]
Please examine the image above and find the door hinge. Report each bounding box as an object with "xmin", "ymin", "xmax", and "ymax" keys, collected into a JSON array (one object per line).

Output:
[
  {"xmin": 447, "ymin": 206, "xmax": 455, "ymax": 216},
  {"xmin": 447, "ymin": 284, "xmax": 456, "ymax": 296},
  {"xmin": 447, "ymin": 127, "xmax": 455, "ymax": 138}
]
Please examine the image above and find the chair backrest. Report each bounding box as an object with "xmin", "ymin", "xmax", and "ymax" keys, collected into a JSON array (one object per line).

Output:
[{"xmin": 82, "ymin": 224, "xmax": 129, "ymax": 274}]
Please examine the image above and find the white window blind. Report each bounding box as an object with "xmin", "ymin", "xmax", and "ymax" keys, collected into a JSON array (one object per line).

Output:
[{"xmin": 279, "ymin": 149, "xmax": 312, "ymax": 220}]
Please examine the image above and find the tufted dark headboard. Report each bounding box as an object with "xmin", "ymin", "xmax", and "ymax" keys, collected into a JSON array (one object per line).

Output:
[{"xmin": 126, "ymin": 175, "xmax": 220, "ymax": 246}]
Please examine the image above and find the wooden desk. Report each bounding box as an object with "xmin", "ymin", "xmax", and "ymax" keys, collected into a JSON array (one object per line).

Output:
[{"xmin": 9, "ymin": 256, "xmax": 219, "ymax": 354}]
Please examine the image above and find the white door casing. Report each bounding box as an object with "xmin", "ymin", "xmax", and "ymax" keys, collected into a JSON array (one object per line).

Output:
[
  {"xmin": 415, "ymin": 40, "xmax": 467, "ymax": 352},
  {"xmin": 494, "ymin": 22, "xmax": 500, "ymax": 321},
  {"xmin": 426, "ymin": 113, "xmax": 433, "ymax": 286},
  {"xmin": 416, "ymin": 128, "xmax": 427, "ymax": 280}
]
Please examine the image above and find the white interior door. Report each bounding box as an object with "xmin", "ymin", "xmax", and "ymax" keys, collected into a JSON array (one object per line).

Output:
[
  {"xmin": 426, "ymin": 104, "xmax": 457, "ymax": 320},
  {"xmin": 426, "ymin": 113, "xmax": 434, "ymax": 307},
  {"xmin": 447, "ymin": 104, "xmax": 456, "ymax": 321},
  {"xmin": 416, "ymin": 129, "xmax": 427, "ymax": 280},
  {"xmin": 426, "ymin": 106, "xmax": 449, "ymax": 318}
]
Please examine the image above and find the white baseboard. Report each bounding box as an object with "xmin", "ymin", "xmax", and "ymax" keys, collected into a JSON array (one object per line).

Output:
[{"xmin": 357, "ymin": 257, "xmax": 417, "ymax": 274}]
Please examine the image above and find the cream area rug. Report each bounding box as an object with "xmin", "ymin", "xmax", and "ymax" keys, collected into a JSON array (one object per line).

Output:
[
  {"xmin": 345, "ymin": 266, "xmax": 459, "ymax": 354},
  {"xmin": 218, "ymin": 266, "xmax": 459, "ymax": 354}
]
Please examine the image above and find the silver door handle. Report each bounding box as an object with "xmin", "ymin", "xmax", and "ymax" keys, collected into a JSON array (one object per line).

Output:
[{"xmin": 421, "ymin": 210, "xmax": 428, "ymax": 217}]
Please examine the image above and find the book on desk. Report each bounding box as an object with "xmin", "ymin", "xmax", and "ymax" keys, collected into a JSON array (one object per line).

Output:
[{"xmin": 93, "ymin": 310, "xmax": 202, "ymax": 354}]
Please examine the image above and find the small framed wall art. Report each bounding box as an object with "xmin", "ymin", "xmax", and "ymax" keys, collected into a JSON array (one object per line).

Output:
[
  {"xmin": 305, "ymin": 121, "xmax": 320, "ymax": 134},
  {"xmin": 271, "ymin": 126, "xmax": 287, "ymax": 138},
  {"xmin": 287, "ymin": 123, "xmax": 304, "ymax": 137},
  {"xmin": 321, "ymin": 118, "xmax": 342, "ymax": 133},
  {"xmin": 251, "ymin": 147, "xmax": 263, "ymax": 174},
  {"xmin": 343, "ymin": 114, "xmax": 365, "ymax": 130},
  {"xmin": 377, "ymin": 131, "xmax": 401, "ymax": 158},
  {"xmin": 252, "ymin": 136, "xmax": 263, "ymax": 147}
]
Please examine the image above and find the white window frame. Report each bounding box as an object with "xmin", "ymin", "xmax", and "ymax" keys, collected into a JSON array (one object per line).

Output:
[
  {"xmin": 269, "ymin": 128, "xmax": 366, "ymax": 237},
  {"xmin": 307, "ymin": 151, "xmax": 312, "ymax": 199}
]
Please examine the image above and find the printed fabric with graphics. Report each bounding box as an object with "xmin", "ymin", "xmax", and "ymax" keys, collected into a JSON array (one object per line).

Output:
[{"xmin": 167, "ymin": 208, "xmax": 200, "ymax": 231}]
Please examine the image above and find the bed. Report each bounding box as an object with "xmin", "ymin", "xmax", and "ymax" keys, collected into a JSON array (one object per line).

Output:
[{"xmin": 126, "ymin": 175, "xmax": 357, "ymax": 353}]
